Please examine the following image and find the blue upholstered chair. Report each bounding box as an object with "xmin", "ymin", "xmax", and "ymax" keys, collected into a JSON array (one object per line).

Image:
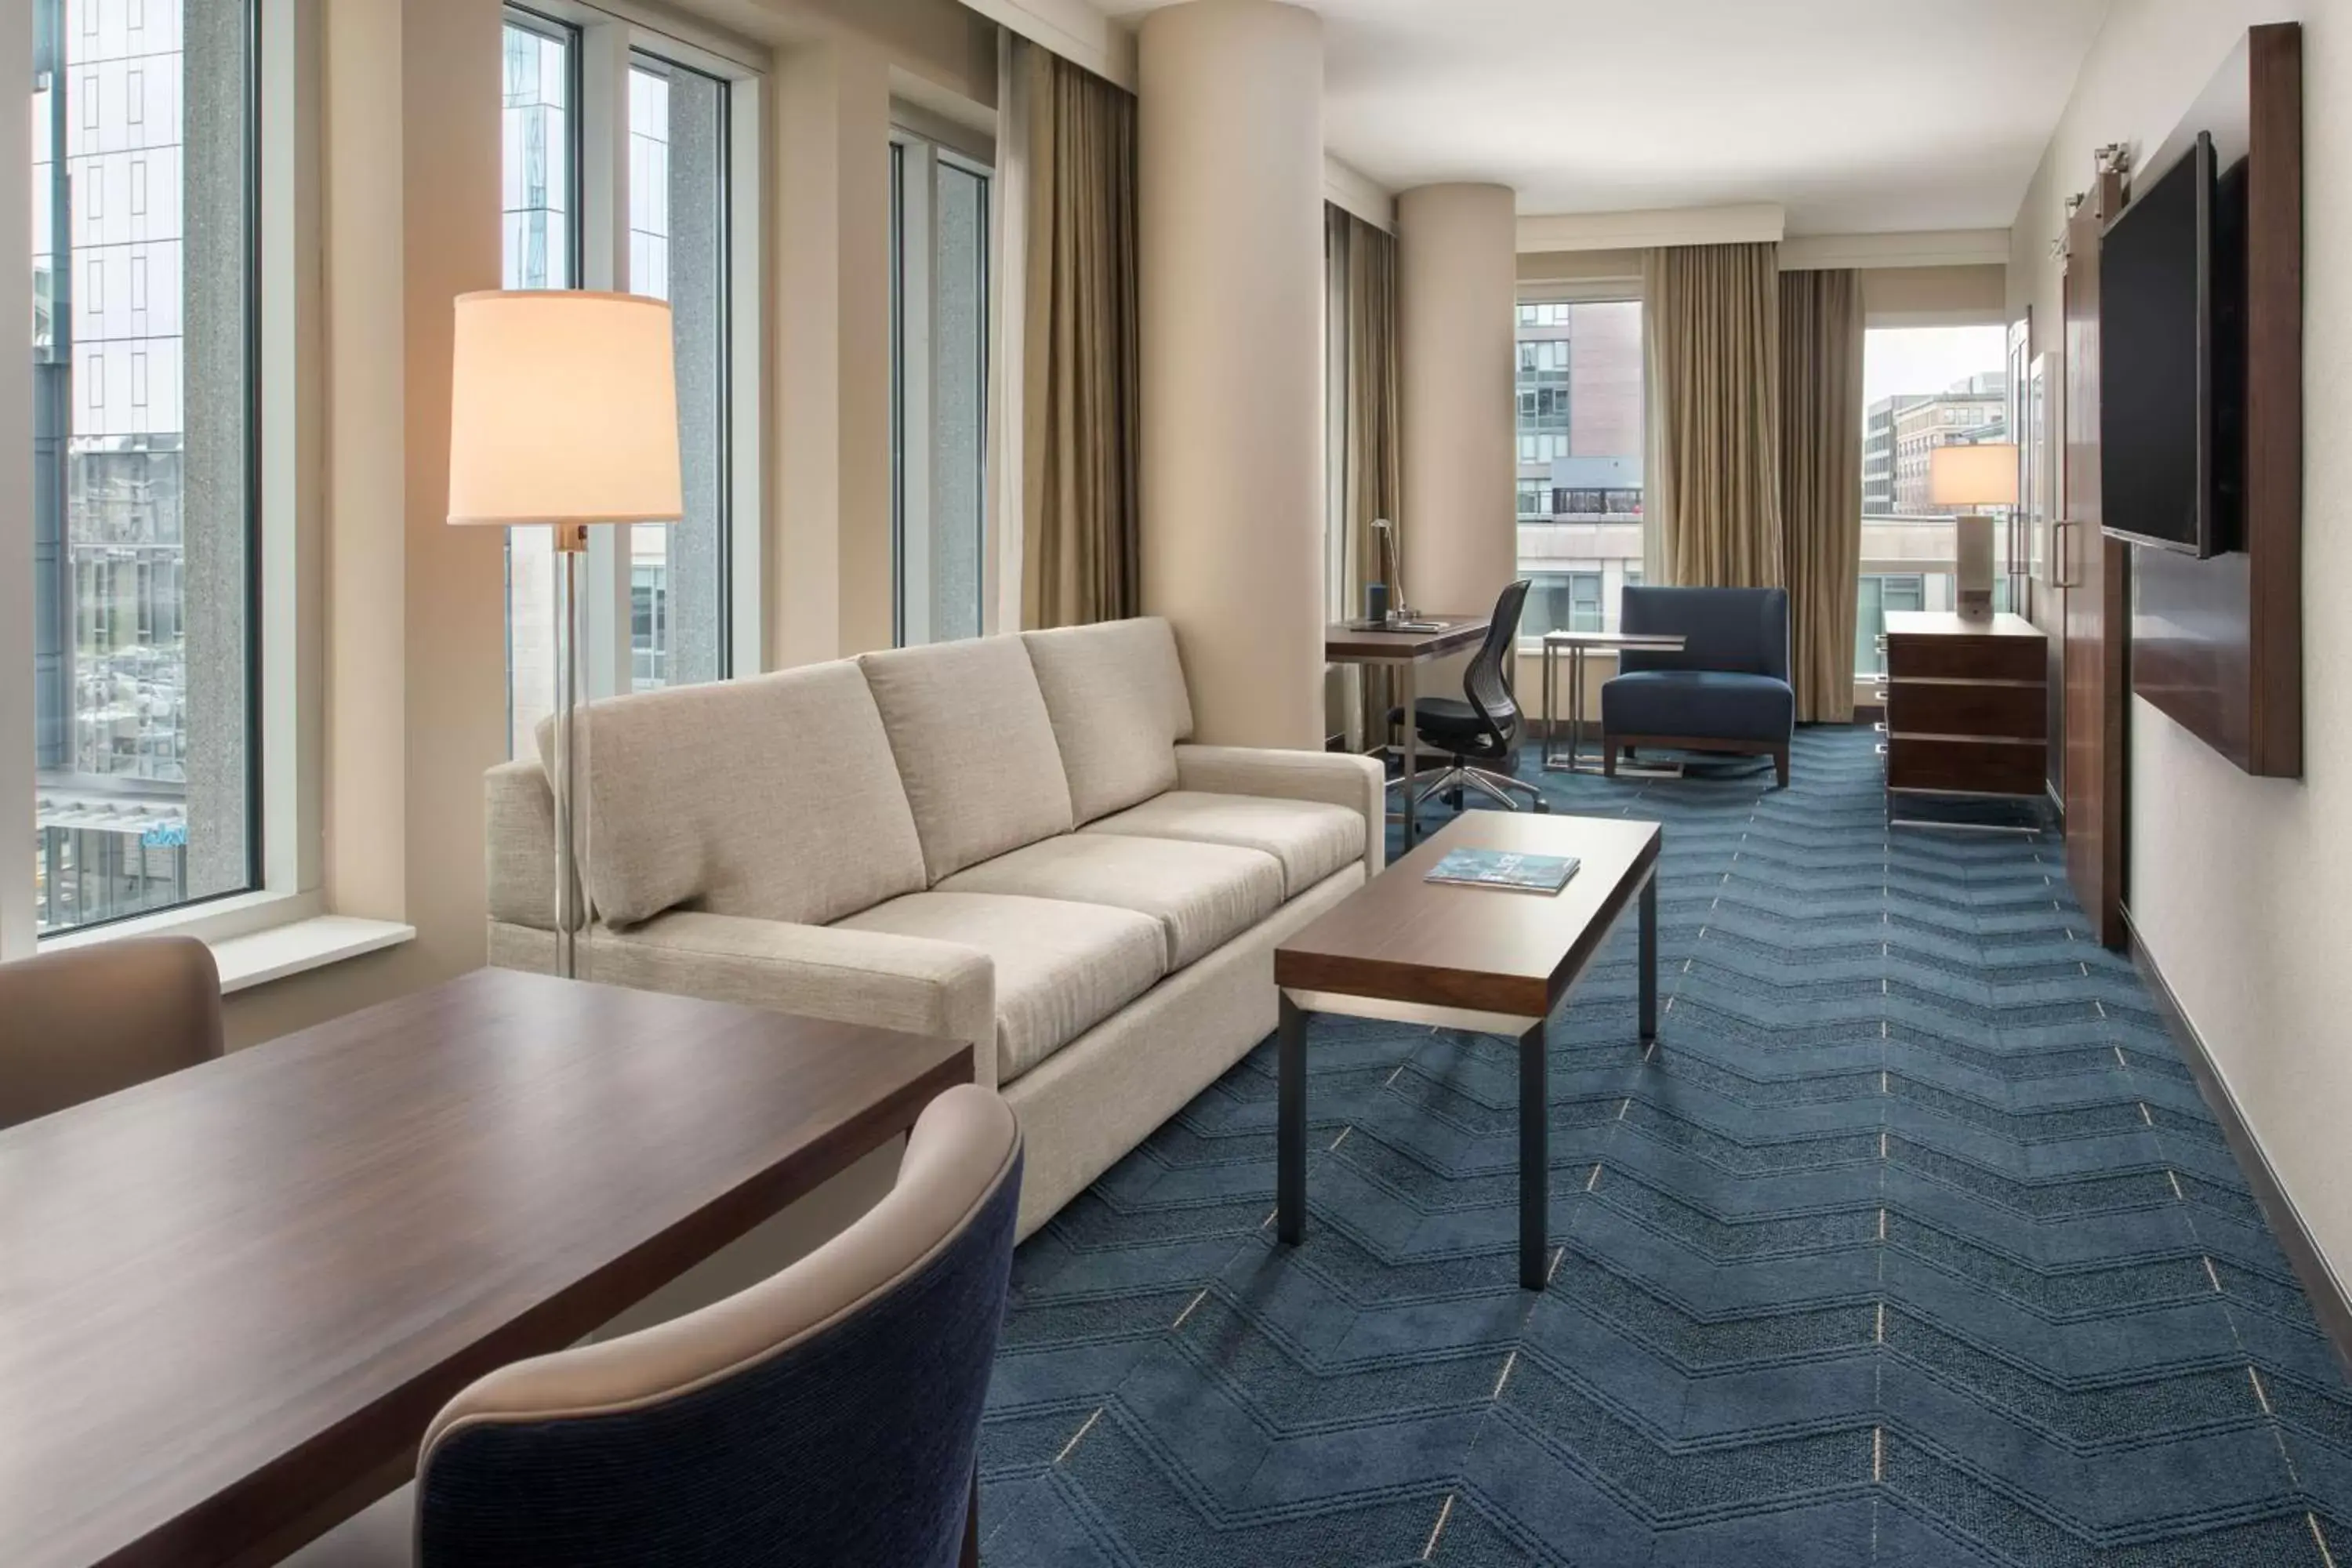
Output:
[
  {"xmin": 1602, "ymin": 586, "xmax": 1795, "ymax": 788},
  {"xmin": 286, "ymin": 1085, "xmax": 1022, "ymax": 1568}
]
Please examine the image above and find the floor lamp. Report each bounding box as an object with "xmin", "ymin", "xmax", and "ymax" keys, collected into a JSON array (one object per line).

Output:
[{"xmin": 447, "ymin": 291, "xmax": 683, "ymax": 979}]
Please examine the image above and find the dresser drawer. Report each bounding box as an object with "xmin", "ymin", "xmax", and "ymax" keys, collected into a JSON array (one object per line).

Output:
[
  {"xmin": 1885, "ymin": 634, "xmax": 2045, "ymax": 684},
  {"xmin": 1886, "ymin": 736, "xmax": 2047, "ymax": 797},
  {"xmin": 1886, "ymin": 681, "xmax": 2047, "ymax": 742}
]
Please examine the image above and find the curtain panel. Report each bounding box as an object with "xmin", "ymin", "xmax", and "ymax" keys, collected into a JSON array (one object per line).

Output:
[
  {"xmin": 1642, "ymin": 241, "xmax": 1786, "ymax": 589},
  {"xmin": 1777, "ymin": 269, "xmax": 1865, "ymax": 723},
  {"xmin": 1327, "ymin": 205, "xmax": 1405, "ymax": 750},
  {"xmin": 1019, "ymin": 50, "xmax": 1141, "ymax": 629}
]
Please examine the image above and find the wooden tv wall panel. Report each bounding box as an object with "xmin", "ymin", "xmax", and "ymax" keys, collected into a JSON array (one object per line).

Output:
[{"xmin": 2124, "ymin": 24, "xmax": 2303, "ymax": 777}]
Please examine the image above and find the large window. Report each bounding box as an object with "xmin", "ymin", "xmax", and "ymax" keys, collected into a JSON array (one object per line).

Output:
[
  {"xmin": 31, "ymin": 0, "xmax": 256, "ymax": 935},
  {"xmin": 500, "ymin": 9, "xmax": 739, "ymax": 752},
  {"xmin": 889, "ymin": 128, "xmax": 991, "ymax": 647},
  {"xmin": 1515, "ymin": 296, "xmax": 1645, "ymax": 637},
  {"xmin": 1855, "ymin": 324, "xmax": 2009, "ymax": 673}
]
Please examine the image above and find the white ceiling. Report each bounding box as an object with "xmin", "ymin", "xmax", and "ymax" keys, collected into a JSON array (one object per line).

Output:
[{"xmin": 1096, "ymin": 0, "xmax": 2115, "ymax": 235}]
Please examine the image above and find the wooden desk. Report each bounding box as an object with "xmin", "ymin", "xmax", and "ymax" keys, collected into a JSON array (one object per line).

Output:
[
  {"xmin": 1323, "ymin": 614, "xmax": 1490, "ymax": 848},
  {"xmin": 1273, "ymin": 811, "xmax": 1661, "ymax": 1289},
  {"xmin": 1878, "ymin": 610, "xmax": 2049, "ymax": 825},
  {"xmin": 0, "ymin": 967, "xmax": 970, "ymax": 1568}
]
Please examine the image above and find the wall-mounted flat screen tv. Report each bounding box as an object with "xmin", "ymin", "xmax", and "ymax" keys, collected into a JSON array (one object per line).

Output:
[{"xmin": 2101, "ymin": 131, "xmax": 2243, "ymax": 557}]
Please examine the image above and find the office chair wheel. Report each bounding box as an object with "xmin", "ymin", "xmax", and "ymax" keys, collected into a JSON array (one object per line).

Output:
[
  {"xmin": 1533, "ymin": 798, "xmax": 1552, "ymax": 814},
  {"xmin": 1446, "ymin": 788, "xmax": 1465, "ymax": 811}
]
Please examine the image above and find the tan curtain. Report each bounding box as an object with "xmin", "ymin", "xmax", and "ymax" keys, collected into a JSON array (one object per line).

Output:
[
  {"xmin": 1642, "ymin": 241, "xmax": 1784, "ymax": 587},
  {"xmin": 1328, "ymin": 205, "xmax": 1404, "ymax": 748},
  {"xmin": 1021, "ymin": 52, "xmax": 1140, "ymax": 628},
  {"xmin": 1777, "ymin": 269, "xmax": 1864, "ymax": 723}
]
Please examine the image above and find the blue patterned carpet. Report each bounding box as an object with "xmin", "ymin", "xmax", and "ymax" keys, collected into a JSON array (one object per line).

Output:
[{"xmin": 976, "ymin": 725, "xmax": 2352, "ymax": 1566}]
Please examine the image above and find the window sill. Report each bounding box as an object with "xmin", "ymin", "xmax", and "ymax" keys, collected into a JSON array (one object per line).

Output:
[
  {"xmin": 39, "ymin": 891, "xmax": 415, "ymax": 995},
  {"xmin": 208, "ymin": 916, "xmax": 416, "ymax": 994}
]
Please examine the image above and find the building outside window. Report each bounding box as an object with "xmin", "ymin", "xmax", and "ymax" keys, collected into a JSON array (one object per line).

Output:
[
  {"xmin": 1515, "ymin": 295, "xmax": 1645, "ymax": 637},
  {"xmin": 30, "ymin": 0, "xmax": 256, "ymax": 935},
  {"xmin": 1856, "ymin": 324, "xmax": 2009, "ymax": 676},
  {"xmin": 625, "ymin": 54, "xmax": 729, "ymax": 693},
  {"xmin": 889, "ymin": 127, "xmax": 991, "ymax": 647},
  {"xmin": 1520, "ymin": 570, "xmax": 1606, "ymax": 637}
]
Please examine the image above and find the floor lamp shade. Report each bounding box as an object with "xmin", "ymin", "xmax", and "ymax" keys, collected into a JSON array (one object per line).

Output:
[{"xmin": 447, "ymin": 290, "xmax": 684, "ymax": 527}]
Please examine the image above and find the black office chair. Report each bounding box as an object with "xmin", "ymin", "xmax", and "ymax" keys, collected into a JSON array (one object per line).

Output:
[{"xmin": 1389, "ymin": 579, "xmax": 1548, "ymax": 817}]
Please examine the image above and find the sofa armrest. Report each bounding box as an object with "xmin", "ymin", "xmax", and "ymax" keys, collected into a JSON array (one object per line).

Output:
[
  {"xmin": 1172, "ymin": 745, "xmax": 1388, "ymax": 874},
  {"xmin": 485, "ymin": 760, "xmax": 559, "ymax": 930},
  {"xmin": 590, "ymin": 911, "xmax": 1000, "ymax": 1090}
]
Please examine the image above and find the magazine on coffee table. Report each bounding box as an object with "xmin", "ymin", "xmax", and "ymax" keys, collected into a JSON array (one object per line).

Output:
[{"xmin": 1424, "ymin": 848, "xmax": 1580, "ymax": 895}]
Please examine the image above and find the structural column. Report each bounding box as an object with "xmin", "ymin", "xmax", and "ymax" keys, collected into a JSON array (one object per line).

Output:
[
  {"xmin": 1138, "ymin": 0, "xmax": 1324, "ymax": 747},
  {"xmin": 1397, "ymin": 183, "xmax": 1518, "ymax": 629},
  {"xmin": 771, "ymin": 38, "xmax": 893, "ymax": 668}
]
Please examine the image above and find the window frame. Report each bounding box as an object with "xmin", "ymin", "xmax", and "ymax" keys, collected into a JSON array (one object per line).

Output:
[
  {"xmin": 9, "ymin": 0, "xmax": 276, "ymax": 953},
  {"xmin": 887, "ymin": 112, "xmax": 994, "ymax": 649}
]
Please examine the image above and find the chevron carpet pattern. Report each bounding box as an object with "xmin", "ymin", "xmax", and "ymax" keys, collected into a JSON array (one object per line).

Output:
[{"xmin": 976, "ymin": 725, "xmax": 2352, "ymax": 1566}]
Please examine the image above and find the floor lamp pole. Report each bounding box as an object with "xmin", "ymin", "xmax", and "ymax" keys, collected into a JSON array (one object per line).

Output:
[{"xmin": 550, "ymin": 522, "xmax": 587, "ymax": 979}]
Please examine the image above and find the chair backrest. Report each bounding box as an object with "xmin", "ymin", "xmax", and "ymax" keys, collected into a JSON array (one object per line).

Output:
[
  {"xmin": 413, "ymin": 1085, "xmax": 1022, "ymax": 1568},
  {"xmin": 1464, "ymin": 579, "xmax": 1534, "ymax": 740},
  {"xmin": 0, "ymin": 937, "xmax": 223, "ymax": 1131},
  {"xmin": 1619, "ymin": 586, "xmax": 1791, "ymax": 682}
]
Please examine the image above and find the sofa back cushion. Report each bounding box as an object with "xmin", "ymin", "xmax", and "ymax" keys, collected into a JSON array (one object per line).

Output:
[
  {"xmin": 859, "ymin": 636, "xmax": 1077, "ymax": 882},
  {"xmin": 1021, "ymin": 619, "xmax": 1196, "ymax": 824},
  {"xmin": 546, "ymin": 663, "xmax": 928, "ymax": 928}
]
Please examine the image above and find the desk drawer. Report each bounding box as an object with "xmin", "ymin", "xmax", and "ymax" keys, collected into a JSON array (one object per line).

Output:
[
  {"xmin": 1885, "ymin": 634, "xmax": 2045, "ymax": 684},
  {"xmin": 1886, "ymin": 681, "xmax": 2046, "ymax": 742},
  {"xmin": 1886, "ymin": 736, "xmax": 2046, "ymax": 797}
]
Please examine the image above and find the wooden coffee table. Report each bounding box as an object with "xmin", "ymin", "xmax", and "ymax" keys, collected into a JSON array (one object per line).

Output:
[{"xmin": 1272, "ymin": 811, "xmax": 1663, "ymax": 1290}]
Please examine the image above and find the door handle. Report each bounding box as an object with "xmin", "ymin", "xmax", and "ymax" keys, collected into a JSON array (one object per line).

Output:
[{"xmin": 2053, "ymin": 518, "xmax": 2082, "ymax": 590}]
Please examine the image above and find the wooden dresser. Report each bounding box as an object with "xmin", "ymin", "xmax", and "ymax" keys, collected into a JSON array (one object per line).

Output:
[{"xmin": 1878, "ymin": 612, "xmax": 2049, "ymax": 803}]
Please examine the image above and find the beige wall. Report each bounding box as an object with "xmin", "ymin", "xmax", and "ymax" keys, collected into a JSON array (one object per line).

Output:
[
  {"xmin": 2009, "ymin": 1, "xmax": 2352, "ymax": 1291},
  {"xmin": 1137, "ymin": 0, "xmax": 1325, "ymax": 748},
  {"xmin": 1399, "ymin": 183, "xmax": 1518, "ymax": 624},
  {"xmin": 772, "ymin": 38, "xmax": 895, "ymax": 668}
]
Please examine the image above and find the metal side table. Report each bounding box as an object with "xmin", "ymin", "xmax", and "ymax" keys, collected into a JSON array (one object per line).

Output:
[{"xmin": 1539, "ymin": 630, "xmax": 1687, "ymax": 775}]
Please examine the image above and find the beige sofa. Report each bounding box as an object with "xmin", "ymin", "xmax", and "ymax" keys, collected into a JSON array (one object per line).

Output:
[{"xmin": 484, "ymin": 617, "xmax": 1384, "ymax": 1238}]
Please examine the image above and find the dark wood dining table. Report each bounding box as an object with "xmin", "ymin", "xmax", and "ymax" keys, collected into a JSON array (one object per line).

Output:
[{"xmin": 0, "ymin": 966, "xmax": 971, "ymax": 1567}]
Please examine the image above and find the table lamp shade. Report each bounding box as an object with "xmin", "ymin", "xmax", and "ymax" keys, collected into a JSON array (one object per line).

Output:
[
  {"xmin": 1928, "ymin": 442, "xmax": 2019, "ymax": 510},
  {"xmin": 447, "ymin": 290, "xmax": 684, "ymax": 526}
]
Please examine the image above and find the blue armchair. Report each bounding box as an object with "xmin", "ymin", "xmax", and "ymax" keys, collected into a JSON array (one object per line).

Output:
[{"xmin": 1602, "ymin": 586, "xmax": 1795, "ymax": 788}]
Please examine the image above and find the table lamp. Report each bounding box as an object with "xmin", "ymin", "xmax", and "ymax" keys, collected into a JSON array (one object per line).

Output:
[
  {"xmin": 1929, "ymin": 441, "xmax": 2017, "ymax": 619},
  {"xmin": 448, "ymin": 290, "xmax": 683, "ymax": 978}
]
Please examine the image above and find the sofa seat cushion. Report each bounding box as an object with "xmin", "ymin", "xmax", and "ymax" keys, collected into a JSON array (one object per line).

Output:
[
  {"xmin": 1083, "ymin": 792, "xmax": 1362, "ymax": 900},
  {"xmin": 1602, "ymin": 670, "xmax": 1795, "ymax": 745},
  {"xmin": 836, "ymin": 893, "xmax": 1166, "ymax": 1087},
  {"xmin": 936, "ymin": 835, "xmax": 1283, "ymax": 971}
]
